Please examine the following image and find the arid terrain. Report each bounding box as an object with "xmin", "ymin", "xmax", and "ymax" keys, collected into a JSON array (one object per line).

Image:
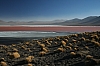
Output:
[{"xmin": 0, "ymin": 31, "xmax": 100, "ymax": 66}]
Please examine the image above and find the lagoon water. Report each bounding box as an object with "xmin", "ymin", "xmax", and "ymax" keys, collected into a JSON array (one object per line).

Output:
[
  {"xmin": 0, "ymin": 31, "xmax": 78, "ymax": 38},
  {"xmin": 0, "ymin": 31, "xmax": 79, "ymax": 45}
]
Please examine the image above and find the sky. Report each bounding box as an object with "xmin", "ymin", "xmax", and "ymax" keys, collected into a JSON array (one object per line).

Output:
[{"xmin": 0, "ymin": 0, "xmax": 100, "ymax": 21}]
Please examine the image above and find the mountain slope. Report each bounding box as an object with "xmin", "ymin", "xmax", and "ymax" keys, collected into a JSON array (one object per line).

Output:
[
  {"xmin": 0, "ymin": 16, "xmax": 100, "ymax": 26},
  {"xmin": 53, "ymin": 16, "xmax": 100, "ymax": 26}
]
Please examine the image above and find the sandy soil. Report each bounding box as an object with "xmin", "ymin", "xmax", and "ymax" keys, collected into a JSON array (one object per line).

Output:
[{"xmin": 0, "ymin": 26, "xmax": 100, "ymax": 32}]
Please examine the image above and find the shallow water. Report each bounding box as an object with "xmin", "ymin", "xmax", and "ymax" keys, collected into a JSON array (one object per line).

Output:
[{"xmin": 0, "ymin": 31, "xmax": 78, "ymax": 37}]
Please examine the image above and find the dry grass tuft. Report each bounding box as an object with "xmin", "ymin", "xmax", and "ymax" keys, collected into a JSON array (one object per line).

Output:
[
  {"xmin": 71, "ymin": 34, "xmax": 78, "ymax": 37},
  {"xmin": 46, "ymin": 41, "xmax": 51, "ymax": 45},
  {"xmin": 54, "ymin": 42, "xmax": 57, "ymax": 44},
  {"xmin": 69, "ymin": 43, "xmax": 73, "ymax": 47},
  {"xmin": 21, "ymin": 46, "xmax": 27, "ymax": 50},
  {"xmin": 70, "ymin": 52, "xmax": 76, "ymax": 56},
  {"xmin": 61, "ymin": 40, "xmax": 66, "ymax": 47},
  {"xmin": 3, "ymin": 45, "xmax": 8, "ymax": 50},
  {"xmin": 25, "ymin": 41, "xmax": 30, "ymax": 45},
  {"xmin": 92, "ymin": 58, "xmax": 100, "ymax": 65},
  {"xmin": 57, "ymin": 47, "xmax": 65, "ymax": 52},
  {"xmin": 39, "ymin": 51, "xmax": 46, "ymax": 56},
  {"xmin": 12, "ymin": 44, "xmax": 16, "ymax": 47},
  {"xmin": 65, "ymin": 46, "xmax": 72, "ymax": 50},
  {"xmin": 91, "ymin": 40, "xmax": 100, "ymax": 47},
  {"xmin": 27, "ymin": 63, "xmax": 33, "ymax": 66},
  {"xmin": 9, "ymin": 52, "xmax": 20, "ymax": 59},
  {"xmin": 81, "ymin": 37, "xmax": 86, "ymax": 41},
  {"xmin": 64, "ymin": 39, "xmax": 68, "ymax": 42},
  {"xmin": 42, "ymin": 48, "xmax": 48, "ymax": 52},
  {"xmin": 13, "ymin": 52, "xmax": 20, "ymax": 58},
  {"xmin": 0, "ymin": 61, "xmax": 7, "ymax": 66},
  {"xmin": 72, "ymin": 39, "xmax": 77, "ymax": 43},
  {"xmin": 0, "ymin": 58, "xmax": 5, "ymax": 61},
  {"xmin": 85, "ymin": 46, "xmax": 89, "ymax": 49},
  {"xmin": 26, "ymin": 56, "xmax": 34, "ymax": 63},
  {"xmin": 74, "ymin": 48, "xmax": 77, "ymax": 51},
  {"xmin": 13, "ymin": 48, "xmax": 18, "ymax": 52},
  {"xmin": 86, "ymin": 55, "xmax": 93, "ymax": 59},
  {"xmin": 39, "ymin": 44, "xmax": 45, "ymax": 48}
]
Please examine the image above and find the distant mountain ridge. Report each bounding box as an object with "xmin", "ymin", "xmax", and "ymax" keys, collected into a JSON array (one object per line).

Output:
[
  {"xmin": 52, "ymin": 16, "xmax": 100, "ymax": 26},
  {"xmin": 0, "ymin": 16, "xmax": 100, "ymax": 26}
]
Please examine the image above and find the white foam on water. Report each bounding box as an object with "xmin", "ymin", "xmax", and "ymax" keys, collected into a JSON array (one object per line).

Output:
[
  {"xmin": 0, "ymin": 25, "xmax": 100, "ymax": 27},
  {"xmin": 0, "ymin": 31, "xmax": 56, "ymax": 33}
]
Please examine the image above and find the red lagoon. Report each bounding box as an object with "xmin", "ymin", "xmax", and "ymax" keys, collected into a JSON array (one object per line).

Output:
[{"xmin": 0, "ymin": 25, "xmax": 100, "ymax": 32}]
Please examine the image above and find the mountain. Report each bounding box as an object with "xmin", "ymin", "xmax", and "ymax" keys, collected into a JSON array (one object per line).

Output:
[
  {"xmin": 0, "ymin": 16, "xmax": 100, "ymax": 26},
  {"xmin": 78, "ymin": 16, "xmax": 100, "ymax": 26},
  {"xmin": 0, "ymin": 20, "xmax": 7, "ymax": 25},
  {"xmin": 52, "ymin": 16, "xmax": 100, "ymax": 26},
  {"xmin": 52, "ymin": 18, "xmax": 81, "ymax": 25}
]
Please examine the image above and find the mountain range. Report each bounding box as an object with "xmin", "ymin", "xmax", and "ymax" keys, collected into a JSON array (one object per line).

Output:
[{"xmin": 0, "ymin": 16, "xmax": 100, "ymax": 26}]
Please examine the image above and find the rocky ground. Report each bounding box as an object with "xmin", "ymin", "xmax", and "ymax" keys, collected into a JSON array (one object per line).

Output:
[{"xmin": 0, "ymin": 31, "xmax": 100, "ymax": 66}]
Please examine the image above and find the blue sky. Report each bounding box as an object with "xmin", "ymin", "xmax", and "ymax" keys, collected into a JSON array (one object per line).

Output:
[{"xmin": 0, "ymin": 0, "xmax": 100, "ymax": 21}]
